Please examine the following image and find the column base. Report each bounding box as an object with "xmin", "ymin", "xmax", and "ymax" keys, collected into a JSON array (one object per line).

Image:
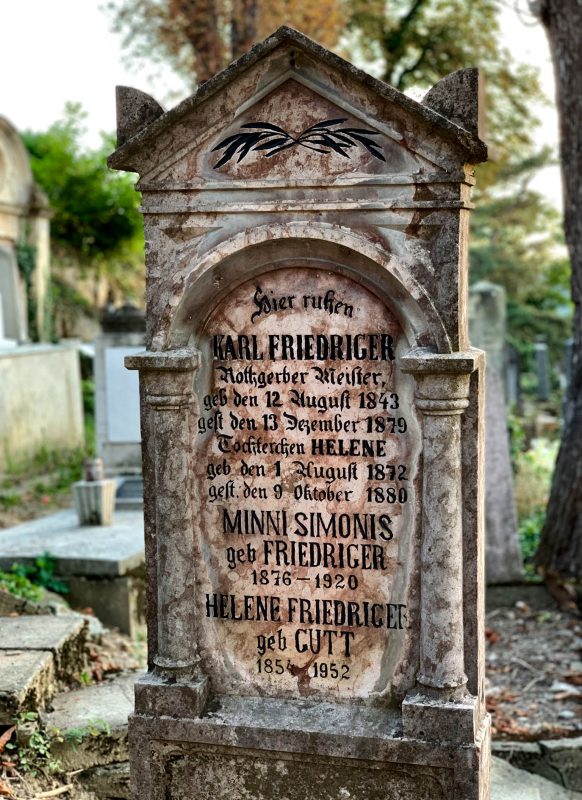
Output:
[
  {"xmin": 135, "ymin": 672, "xmax": 209, "ymax": 718},
  {"xmin": 402, "ymin": 690, "xmax": 479, "ymax": 745}
]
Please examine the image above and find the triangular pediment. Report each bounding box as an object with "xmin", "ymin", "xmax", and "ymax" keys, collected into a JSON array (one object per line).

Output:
[{"xmin": 109, "ymin": 27, "xmax": 486, "ymax": 185}]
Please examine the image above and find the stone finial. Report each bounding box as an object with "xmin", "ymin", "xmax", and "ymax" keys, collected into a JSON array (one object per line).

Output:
[
  {"xmin": 422, "ymin": 68, "xmax": 483, "ymax": 137},
  {"xmin": 115, "ymin": 87, "xmax": 165, "ymax": 147}
]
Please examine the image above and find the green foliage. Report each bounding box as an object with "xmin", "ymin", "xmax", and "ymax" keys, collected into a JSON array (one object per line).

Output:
[
  {"xmin": 348, "ymin": 0, "xmax": 544, "ymax": 178},
  {"xmin": 0, "ymin": 570, "xmax": 43, "ymax": 602},
  {"xmin": 0, "ymin": 491, "xmax": 21, "ymax": 509},
  {"xmin": 15, "ymin": 242, "xmax": 40, "ymax": 340},
  {"xmin": 471, "ymin": 184, "xmax": 572, "ymax": 370},
  {"xmin": 22, "ymin": 104, "xmax": 144, "ymax": 330},
  {"xmin": 5, "ymin": 445, "xmax": 85, "ymax": 491},
  {"xmin": 520, "ymin": 508, "xmax": 546, "ymax": 565},
  {"xmin": 79, "ymin": 670, "xmax": 93, "ymax": 687},
  {"xmin": 22, "ymin": 104, "xmax": 142, "ymax": 263},
  {"xmin": 11, "ymin": 553, "xmax": 69, "ymax": 596},
  {"xmin": 64, "ymin": 719, "xmax": 111, "ymax": 747},
  {"xmin": 82, "ymin": 378, "xmax": 97, "ymax": 458},
  {"xmin": 82, "ymin": 377, "xmax": 96, "ymax": 418},
  {"xmin": 15, "ymin": 243, "xmax": 36, "ymax": 287},
  {"xmin": 6, "ymin": 712, "xmax": 63, "ymax": 777}
]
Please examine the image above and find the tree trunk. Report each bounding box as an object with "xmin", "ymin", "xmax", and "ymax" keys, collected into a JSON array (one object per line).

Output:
[
  {"xmin": 535, "ymin": 0, "xmax": 582, "ymax": 579},
  {"xmin": 170, "ymin": 0, "xmax": 225, "ymax": 83},
  {"xmin": 231, "ymin": 0, "xmax": 258, "ymax": 60}
]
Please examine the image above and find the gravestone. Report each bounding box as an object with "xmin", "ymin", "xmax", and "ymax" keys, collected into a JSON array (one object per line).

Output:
[
  {"xmin": 505, "ymin": 343, "xmax": 521, "ymax": 410},
  {"xmin": 94, "ymin": 302, "xmax": 145, "ymax": 476},
  {"xmin": 469, "ymin": 282, "xmax": 523, "ymax": 584},
  {"xmin": 110, "ymin": 28, "xmax": 491, "ymax": 800},
  {"xmin": 534, "ymin": 338, "xmax": 550, "ymax": 402}
]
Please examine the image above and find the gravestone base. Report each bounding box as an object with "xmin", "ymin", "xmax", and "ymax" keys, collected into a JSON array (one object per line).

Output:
[
  {"xmin": 129, "ymin": 692, "xmax": 491, "ymax": 800},
  {"xmin": 402, "ymin": 692, "xmax": 479, "ymax": 745}
]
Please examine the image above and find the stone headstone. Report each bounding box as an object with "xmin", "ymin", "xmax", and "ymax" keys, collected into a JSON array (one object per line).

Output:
[
  {"xmin": 505, "ymin": 342, "xmax": 521, "ymax": 410},
  {"xmin": 469, "ymin": 281, "xmax": 506, "ymax": 380},
  {"xmin": 111, "ymin": 28, "xmax": 490, "ymax": 800},
  {"xmin": 534, "ymin": 338, "xmax": 550, "ymax": 402},
  {"xmin": 469, "ymin": 282, "xmax": 523, "ymax": 584},
  {"xmin": 94, "ymin": 303, "xmax": 145, "ymax": 474}
]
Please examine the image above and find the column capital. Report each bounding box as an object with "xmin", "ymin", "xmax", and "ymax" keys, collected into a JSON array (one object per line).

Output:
[
  {"xmin": 400, "ymin": 348, "xmax": 484, "ymax": 411},
  {"xmin": 125, "ymin": 347, "xmax": 200, "ymax": 373},
  {"xmin": 400, "ymin": 347, "xmax": 484, "ymax": 376}
]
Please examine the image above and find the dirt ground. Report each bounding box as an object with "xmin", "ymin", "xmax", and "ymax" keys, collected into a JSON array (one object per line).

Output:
[
  {"xmin": 0, "ymin": 487, "xmax": 73, "ymax": 531},
  {"xmin": 486, "ymin": 593, "xmax": 582, "ymax": 740}
]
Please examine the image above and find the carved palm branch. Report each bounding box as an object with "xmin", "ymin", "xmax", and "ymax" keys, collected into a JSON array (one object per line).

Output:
[{"xmin": 212, "ymin": 119, "xmax": 386, "ymax": 168}]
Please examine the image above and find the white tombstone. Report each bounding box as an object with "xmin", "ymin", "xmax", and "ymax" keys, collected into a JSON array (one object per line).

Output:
[{"xmin": 94, "ymin": 303, "xmax": 145, "ymax": 474}]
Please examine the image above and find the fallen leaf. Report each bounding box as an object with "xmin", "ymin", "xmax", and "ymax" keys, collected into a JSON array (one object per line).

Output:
[
  {"xmin": 0, "ymin": 779, "xmax": 14, "ymax": 798},
  {"xmin": 486, "ymin": 628, "xmax": 501, "ymax": 644},
  {"xmin": 0, "ymin": 728, "xmax": 14, "ymax": 755}
]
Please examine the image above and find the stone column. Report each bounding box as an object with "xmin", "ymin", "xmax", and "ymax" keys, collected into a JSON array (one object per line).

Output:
[
  {"xmin": 401, "ymin": 349, "xmax": 483, "ymax": 743},
  {"xmin": 126, "ymin": 349, "xmax": 200, "ymax": 679}
]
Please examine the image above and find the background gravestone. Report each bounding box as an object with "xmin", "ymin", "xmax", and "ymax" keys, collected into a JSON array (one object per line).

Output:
[
  {"xmin": 111, "ymin": 27, "xmax": 490, "ymax": 800},
  {"xmin": 534, "ymin": 338, "xmax": 551, "ymax": 402},
  {"xmin": 469, "ymin": 281, "xmax": 523, "ymax": 584},
  {"xmin": 94, "ymin": 302, "xmax": 145, "ymax": 478}
]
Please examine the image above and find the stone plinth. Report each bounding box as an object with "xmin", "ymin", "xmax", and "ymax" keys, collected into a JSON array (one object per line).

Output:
[{"xmin": 0, "ymin": 510, "xmax": 145, "ymax": 635}]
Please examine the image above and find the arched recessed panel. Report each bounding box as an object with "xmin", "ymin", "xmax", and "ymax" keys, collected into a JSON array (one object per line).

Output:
[
  {"xmin": 169, "ymin": 225, "xmax": 450, "ymax": 354},
  {"xmin": 190, "ymin": 267, "xmax": 421, "ymax": 701}
]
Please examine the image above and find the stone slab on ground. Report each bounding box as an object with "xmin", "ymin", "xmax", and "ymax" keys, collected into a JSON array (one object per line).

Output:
[
  {"xmin": 0, "ymin": 650, "xmax": 55, "ymax": 723},
  {"xmin": 495, "ymin": 739, "xmax": 582, "ymax": 793},
  {"xmin": 0, "ymin": 616, "xmax": 88, "ymax": 722},
  {"xmin": 491, "ymin": 755, "xmax": 582, "ymax": 799},
  {"xmin": 42, "ymin": 671, "xmax": 141, "ymax": 771},
  {"xmin": 0, "ymin": 614, "xmax": 87, "ymax": 675},
  {"xmin": 0, "ymin": 509, "xmax": 144, "ymax": 577},
  {"xmin": 486, "ymin": 583, "xmax": 556, "ymax": 612},
  {"xmin": 0, "ymin": 587, "xmax": 50, "ymax": 616},
  {"xmin": 0, "ymin": 510, "xmax": 145, "ymax": 634}
]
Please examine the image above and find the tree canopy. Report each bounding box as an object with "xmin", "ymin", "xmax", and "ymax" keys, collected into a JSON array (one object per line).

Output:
[
  {"xmin": 22, "ymin": 104, "xmax": 145, "ymax": 336},
  {"xmin": 23, "ymin": 104, "xmax": 142, "ymax": 266},
  {"xmin": 104, "ymin": 0, "xmax": 346, "ymax": 84}
]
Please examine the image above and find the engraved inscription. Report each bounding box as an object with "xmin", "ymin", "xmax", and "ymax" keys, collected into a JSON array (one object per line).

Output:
[{"xmin": 193, "ymin": 269, "xmax": 419, "ymax": 699}]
